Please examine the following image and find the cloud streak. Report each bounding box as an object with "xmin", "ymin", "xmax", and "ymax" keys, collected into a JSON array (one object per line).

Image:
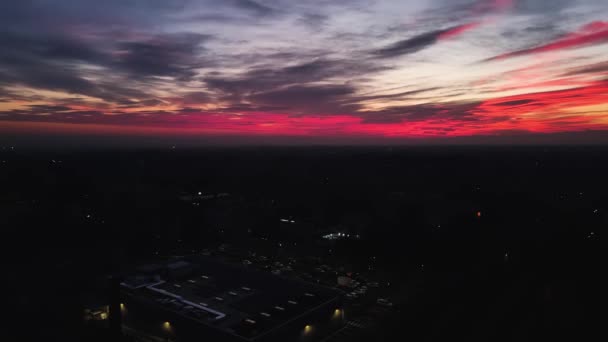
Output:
[
  {"xmin": 485, "ymin": 21, "xmax": 608, "ymax": 62},
  {"xmin": 375, "ymin": 22, "xmax": 482, "ymax": 58}
]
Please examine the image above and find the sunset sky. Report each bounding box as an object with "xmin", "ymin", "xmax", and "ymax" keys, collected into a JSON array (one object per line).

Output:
[{"xmin": 1, "ymin": 0, "xmax": 608, "ymax": 144}]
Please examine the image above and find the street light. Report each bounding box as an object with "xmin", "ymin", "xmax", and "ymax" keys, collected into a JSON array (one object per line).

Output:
[{"xmin": 163, "ymin": 321, "xmax": 172, "ymax": 342}]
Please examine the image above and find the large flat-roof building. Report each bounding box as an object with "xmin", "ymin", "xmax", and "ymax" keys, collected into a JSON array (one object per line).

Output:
[{"xmin": 119, "ymin": 257, "xmax": 345, "ymax": 341}]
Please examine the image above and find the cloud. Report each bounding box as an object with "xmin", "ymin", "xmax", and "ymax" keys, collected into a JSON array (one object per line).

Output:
[
  {"xmin": 249, "ymin": 84, "xmax": 358, "ymax": 114},
  {"xmin": 374, "ymin": 29, "xmax": 450, "ymax": 58},
  {"xmin": 2, "ymin": 0, "xmax": 608, "ymax": 143},
  {"xmin": 179, "ymin": 92, "xmax": 213, "ymax": 106},
  {"xmin": 374, "ymin": 23, "xmax": 481, "ymax": 58},
  {"xmin": 438, "ymin": 22, "xmax": 482, "ymax": 40},
  {"xmin": 349, "ymin": 88, "xmax": 441, "ymax": 103},
  {"xmin": 562, "ymin": 61, "xmax": 608, "ymax": 76},
  {"xmin": 0, "ymin": 29, "xmax": 210, "ymax": 103},
  {"xmin": 360, "ymin": 102, "xmax": 481, "ymax": 124},
  {"xmin": 474, "ymin": 81, "xmax": 608, "ymax": 122},
  {"xmin": 493, "ymin": 99, "xmax": 536, "ymax": 106},
  {"xmin": 512, "ymin": 0, "xmax": 573, "ymax": 14},
  {"xmin": 485, "ymin": 21, "xmax": 608, "ymax": 62},
  {"xmin": 204, "ymin": 59, "xmax": 387, "ymax": 108},
  {"xmin": 114, "ymin": 33, "xmax": 211, "ymax": 79},
  {"xmin": 230, "ymin": 0, "xmax": 278, "ymax": 17}
]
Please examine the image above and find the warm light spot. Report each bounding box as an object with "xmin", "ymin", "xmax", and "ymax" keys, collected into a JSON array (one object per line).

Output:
[
  {"xmin": 100, "ymin": 312, "xmax": 108, "ymax": 320},
  {"xmin": 477, "ymin": 211, "xmax": 482, "ymax": 218},
  {"xmin": 120, "ymin": 303, "xmax": 125, "ymax": 310},
  {"xmin": 333, "ymin": 308, "xmax": 343, "ymax": 319},
  {"xmin": 163, "ymin": 321, "xmax": 172, "ymax": 331},
  {"xmin": 303, "ymin": 324, "xmax": 313, "ymax": 334}
]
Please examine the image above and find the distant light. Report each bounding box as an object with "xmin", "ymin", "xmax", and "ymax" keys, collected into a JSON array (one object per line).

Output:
[
  {"xmin": 198, "ymin": 192, "xmax": 202, "ymax": 195},
  {"xmin": 304, "ymin": 325, "xmax": 313, "ymax": 334},
  {"xmin": 120, "ymin": 303, "xmax": 125, "ymax": 310},
  {"xmin": 477, "ymin": 211, "xmax": 482, "ymax": 218},
  {"xmin": 100, "ymin": 312, "xmax": 108, "ymax": 320},
  {"xmin": 163, "ymin": 321, "xmax": 171, "ymax": 330}
]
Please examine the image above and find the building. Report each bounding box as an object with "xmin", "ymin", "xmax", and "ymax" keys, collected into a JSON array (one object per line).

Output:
[{"xmin": 119, "ymin": 256, "xmax": 345, "ymax": 341}]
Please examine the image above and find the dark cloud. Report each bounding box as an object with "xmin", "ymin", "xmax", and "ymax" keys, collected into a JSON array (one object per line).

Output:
[
  {"xmin": 514, "ymin": 0, "xmax": 574, "ymax": 14},
  {"xmin": 27, "ymin": 105, "xmax": 73, "ymax": 112},
  {"xmin": 0, "ymin": 31, "xmax": 107, "ymax": 64},
  {"xmin": 361, "ymin": 102, "xmax": 480, "ymax": 123},
  {"xmin": 179, "ymin": 92, "xmax": 213, "ymax": 106},
  {"xmin": 562, "ymin": 61, "xmax": 608, "ymax": 76},
  {"xmin": 218, "ymin": 104, "xmax": 290, "ymax": 112},
  {"xmin": 0, "ymin": 29, "xmax": 209, "ymax": 103},
  {"xmin": 250, "ymin": 84, "xmax": 358, "ymax": 113},
  {"xmin": 297, "ymin": 13, "xmax": 329, "ymax": 30},
  {"xmin": 373, "ymin": 28, "xmax": 452, "ymax": 58},
  {"xmin": 115, "ymin": 33, "xmax": 210, "ymax": 79},
  {"xmin": 231, "ymin": 0, "xmax": 278, "ymax": 17},
  {"xmin": 0, "ymin": 0, "xmax": 192, "ymax": 31},
  {"xmin": 351, "ymin": 88, "xmax": 441, "ymax": 102},
  {"xmin": 205, "ymin": 59, "xmax": 387, "ymax": 107},
  {"xmin": 484, "ymin": 21, "xmax": 608, "ymax": 62},
  {"xmin": 493, "ymin": 99, "xmax": 536, "ymax": 106}
]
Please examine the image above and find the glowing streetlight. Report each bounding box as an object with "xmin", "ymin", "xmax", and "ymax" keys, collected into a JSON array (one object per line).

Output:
[{"xmin": 303, "ymin": 324, "xmax": 313, "ymax": 335}]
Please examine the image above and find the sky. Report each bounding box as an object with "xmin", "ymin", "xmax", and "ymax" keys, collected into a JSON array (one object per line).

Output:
[{"xmin": 1, "ymin": 0, "xmax": 608, "ymax": 144}]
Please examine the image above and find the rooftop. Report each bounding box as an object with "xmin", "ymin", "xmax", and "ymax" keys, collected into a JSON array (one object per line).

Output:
[{"xmin": 121, "ymin": 256, "xmax": 342, "ymax": 340}]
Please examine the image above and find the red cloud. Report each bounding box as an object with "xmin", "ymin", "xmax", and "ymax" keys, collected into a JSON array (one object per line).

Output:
[
  {"xmin": 475, "ymin": 81, "xmax": 608, "ymax": 132},
  {"xmin": 3, "ymin": 82, "xmax": 607, "ymax": 138},
  {"xmin": 438, "ymin": 22, "xmax": 482, "ymax": 41},
  {"xmin": 487, "ymin": 21, "xmax": 608, "ymax": 61}
]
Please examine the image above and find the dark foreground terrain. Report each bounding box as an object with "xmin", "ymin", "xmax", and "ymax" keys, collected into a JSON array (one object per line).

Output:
[{"xmin": 2, "ymin": 146, "xmax": 602, "ymax": 341}]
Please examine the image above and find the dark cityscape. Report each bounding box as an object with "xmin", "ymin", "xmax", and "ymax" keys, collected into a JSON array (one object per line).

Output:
[
  {"xmin": 1, "ymin": 1, "xmax": 606, "ymax": 341},
  {"xmin": 3, "ymin": 146, "xmax": 603, "ymax": 341}
]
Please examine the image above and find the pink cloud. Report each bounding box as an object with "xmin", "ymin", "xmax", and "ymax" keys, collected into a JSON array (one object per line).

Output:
[{"xmin": 487, "ymin": 21, "xmax": 608, "ymax": 61}]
